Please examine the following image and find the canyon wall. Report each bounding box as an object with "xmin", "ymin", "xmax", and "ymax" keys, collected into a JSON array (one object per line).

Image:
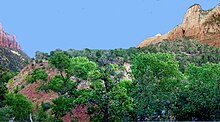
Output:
[
  {"xmin": 138, "ymin": 4, "xmax": 220, "ymax": 48},
  {"xmin": 0, "ymin": 23, "xmax": 21, "ymax": 50}
]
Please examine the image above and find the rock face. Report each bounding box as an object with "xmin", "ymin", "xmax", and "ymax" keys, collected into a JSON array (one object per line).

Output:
[
  {"xmin": 0, "ymin": 47, "xmax": 30, "ymax": 71},
  {"xmin": 138, "ymin": 4, "xmax": 220, "ymax": 48},
  {"xmin": 0, "ymin": 23, "xmax": 21, "ymax": 50},
  {"xmin": 0, "ymin": 23, "xmax": 29, "ymax": 71}
]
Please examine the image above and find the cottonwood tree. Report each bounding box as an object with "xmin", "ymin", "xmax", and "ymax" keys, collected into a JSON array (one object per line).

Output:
[
  {"xmin": 25, "ymin": 68, "xmax": 48, "ymax": 83},
  {"xmin": 48, "ymin": 51, "xmax": 97, "ymax": 95},
  {"xmin": 5, "ymin": 93, "xmax": 33, "ymax": 121},
  {"xmin": 75, "ymin": 63, "xmax": 135, "ymax": 122},
  {"xmin": 174, "ymin": 63, "xmax": 220, "ymax": 120},
  {"xmin": 131, "ymin": 53, "xmax": 183, "ymax": 121},
  {"xmin": 48, "ymin": 51, "xmax": 135, "ymax": 121},
  {"xmin": 48, "ymin": 51, "xmax": 98, "ymax": 120}
]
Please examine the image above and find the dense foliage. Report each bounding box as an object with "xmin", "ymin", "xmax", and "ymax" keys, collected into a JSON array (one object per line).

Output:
[
  {"xmin": 174, "ymin": 63, "xmax": 220, "ymax": 120},
  {"xmin": 0, "ymin": 71, "xmax": 16, "ymax": 107},
  {"xmin": 2, "ymin": 38, "xmax": 220, "ymax": 121},
  {"xmin": 0, "ymin": 70, "xmax": 32, "ymax": 121},
  {"xmin": 36, "ymin": 46, "xmax": 220, "ymax": 121},
  {"xmin": 131, "ymin": 53, "xmax": 183, "ymax": 120},
  {"xmin": 42, "ymin": 51, "xmax": 135, "ymax": 121},
  {"xmin": 25, "ymin": 68, "xmax": 48, "ymax": 83},
  {"xmin": 60, "ymin": 38, "xmax": 220, "ymax": 72},
  {"xmin": 5, "ymin": 93, "xmax": 33, "ymax": 121},
  {"xmin": 130, "ymin": 53, "xmax": 220, "ymax": 121}
]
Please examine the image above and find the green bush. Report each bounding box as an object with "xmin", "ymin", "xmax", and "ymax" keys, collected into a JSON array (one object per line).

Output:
[
  {"xmin": 48, "ymin": 75, "xmax": 64, "ymax": 92},
  {"xmin": 5, "ymin": 93, "xmax": 33, "ymax": 121},
  {"xmin": 25, "ymin": 68, "xmax": 48, "ymax": 83}
]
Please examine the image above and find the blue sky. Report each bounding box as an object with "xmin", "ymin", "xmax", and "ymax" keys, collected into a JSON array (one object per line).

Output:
[{"xmin": 0, "ymin": 0, "xmax": 219, "ymax": 57}]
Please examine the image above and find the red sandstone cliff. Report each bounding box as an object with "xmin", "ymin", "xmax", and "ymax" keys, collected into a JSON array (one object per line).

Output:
[
  {"xmin": 0, "ymin": 23, "xmax": 22, "ymax": 50},
  {"xmin": 138, "ymin": 4, "xmax": 220, "ymax": 48}
]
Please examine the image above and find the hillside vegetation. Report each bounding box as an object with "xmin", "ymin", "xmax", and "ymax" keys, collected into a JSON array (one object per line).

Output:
[
  {"xmin": 61, "ymin": 38, "xmax": 220, "ymax": 72},
  {"xmin": 2, "ymin": 38, "xmax": 220, "ymax": 121}
]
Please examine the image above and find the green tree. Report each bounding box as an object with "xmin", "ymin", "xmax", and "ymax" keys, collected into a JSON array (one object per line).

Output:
[
  {"xmin": 0, "ymin": 71, "xmax": 17, "ymax": 83},
  {"xmin": 0, "ymin": 71, "xmax": 16, "ymax": 107},
  {"xmin": 47, "ymin": 75, "xmax": 64, "ymax": 92},
  {"xmin": 51, "ymin": 96, "xmax": 73, "ymax": 120},
  {"xmin": 35, "ymin": 102, "xmax": 51, "ymax": 122},
  {"xmin": 0, "ymin": 106, "xmax": 13, "ymax": 121},
  {"xmin": 75, "ymin": 64, "xmax": 135, "ymax": 122},
  {"xmin": 48, "ymin": 52, "xmax": 135, "ymax": 121},
  {"xmin": 5, "ymin": 93, "xmax": 33, "ymax": 121},
  {"xmin": 48, "ymin": 54, "xmax": 99, "ymax": 120},
  {"xmin": 0, "ymin": 83, "xmax": 7, "ymax": 107},
  {"xmin": 69, "ymin": 56, "xmax": 97, "ymax": 80},
  {"xmin": 131, "ymin": 53, "xmax": 183, "ymax": 120},
  {"xmin": 25, "ymin": 68, "xmax": 48, "ymax": 83},
  {"xmin": 49, "ymin": 51, "xmax": 71, "ymax": 82},
  {"xmin": 35, "ymin": 51, "xmax": 49, "ymax": 62},
  {"xmin": 49, "ymin": 52, "xmax": 97, "ymax": 94},
  {"xmin": 174, "ymin": 63, "xmax": 220, "ymax": 120}
]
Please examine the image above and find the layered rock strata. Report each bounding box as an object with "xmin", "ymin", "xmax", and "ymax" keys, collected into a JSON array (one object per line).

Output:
[{"xmin": 138, "ymin": 4, "xmax": 220, "ymax": 48}]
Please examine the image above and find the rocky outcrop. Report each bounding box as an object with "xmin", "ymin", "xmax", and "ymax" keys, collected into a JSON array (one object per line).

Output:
[
  {"xmin": 8, "ymin": 61, "xmax": 89, "ymax": 122},
  {"xmin": 138, "ymin": 4, "xmax": 220, "ymax": 48},
  {"xmin": 0, "ymin": 47, "xmax": 30, "ymax": 71},
  {"xmin": 0, "ymin": 23, "xmax": 21, "ymax": 50}
]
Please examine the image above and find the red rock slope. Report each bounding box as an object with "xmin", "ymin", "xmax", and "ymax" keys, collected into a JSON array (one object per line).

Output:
[
  {"xmin": 8, "ymin": 61, "xmax": 89, "ymax": 122},
  {"xmin": 138, "ymin": 4, "xmax": 220, "ymax": 48},
  {"xmin": 7, "ymin": 61, "xmax": 59, "ymax": 104}
]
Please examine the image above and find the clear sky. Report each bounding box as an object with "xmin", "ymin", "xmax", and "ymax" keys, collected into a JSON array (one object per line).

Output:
[{"xmin": 0, "ymin": 0, "xmax": 219, "ymax": 57}]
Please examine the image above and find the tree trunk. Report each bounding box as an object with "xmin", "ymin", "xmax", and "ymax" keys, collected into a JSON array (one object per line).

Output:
[{"xmin": 104, "ymin": 106, "xmax": 109, "ymax": 122}]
